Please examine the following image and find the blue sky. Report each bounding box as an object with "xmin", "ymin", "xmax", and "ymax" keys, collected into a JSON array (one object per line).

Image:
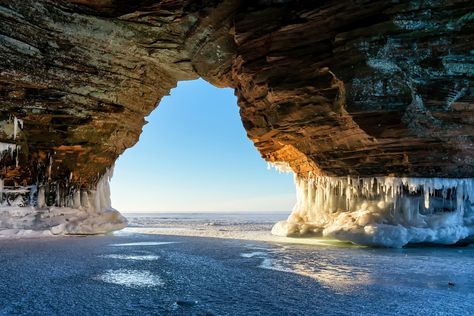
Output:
[{"xmin": 110, "ymin": 79, "xmax": 295, "ymax": 213}]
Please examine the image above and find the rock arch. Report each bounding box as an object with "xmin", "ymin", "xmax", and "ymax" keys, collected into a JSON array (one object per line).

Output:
[{"xmin": 0, "ymin": 0, "xmax": 473, "ymax": 245}]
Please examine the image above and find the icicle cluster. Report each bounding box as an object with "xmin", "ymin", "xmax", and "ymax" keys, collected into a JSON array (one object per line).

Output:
[
  {"xmin": 0, "ymin": 167, "xmax": 126, "ymax": 236},
  {"xmin": 35, "ymin": 168, "xmax": 114, "ymax": 213},
  {"xmin": 0, "ymin": 144, "xmax": 112, "ymax": 212},
  {"xmin": 272, "ymin": 176, "xmax": 474, "ymax": 247},
  {"xmin": 1, "ymin": 116, "xmax": 22, "ymax": 166}
]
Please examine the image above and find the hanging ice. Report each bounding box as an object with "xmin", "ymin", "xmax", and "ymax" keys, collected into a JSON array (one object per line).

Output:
[
  {"xmin": 272, "ymin": 176, "xmax": 474, "ymax": 247},
  {"xmin": 13, "ymin": 116, "xmax": 23, "ymax": 140},
  {"xmin": 0, "ymin": 142, "xmax": 17, "ymax": 159},
  {"xmin": 0, "ymin": 166, "xmax": 127, "ymax": 237},
  {"xmin": 267, "ymin": 161, "xmax": 292, "ymax": 174}
]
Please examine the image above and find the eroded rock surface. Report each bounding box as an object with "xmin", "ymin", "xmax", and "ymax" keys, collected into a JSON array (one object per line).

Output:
[
  {"xmin": 231, "ymin": 1, "xmax": 474, "ymax": 177},
  {"xmin": 0, "ymin": 0, "xmax": 473, "ymax": 242}
]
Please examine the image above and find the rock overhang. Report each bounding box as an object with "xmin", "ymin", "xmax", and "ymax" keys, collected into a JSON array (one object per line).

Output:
[{"xmin": 0, "ymin": 0, "xmax": 473, "ymax": 244}]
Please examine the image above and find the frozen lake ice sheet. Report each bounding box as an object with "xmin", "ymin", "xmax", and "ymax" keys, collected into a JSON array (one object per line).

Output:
[{"xmin": 0, "ymin": 231, "xmax": 473, "ymax": 315}]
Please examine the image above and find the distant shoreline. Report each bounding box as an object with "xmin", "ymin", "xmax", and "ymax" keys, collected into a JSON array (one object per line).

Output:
[{"xmin": 122, "ymin": 210, "xmax": 291, "ymax": 216}]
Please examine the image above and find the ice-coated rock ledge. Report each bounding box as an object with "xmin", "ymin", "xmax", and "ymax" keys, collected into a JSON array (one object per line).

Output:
[
  {"xmin": 272, "ymin": 176, "xmax": 474, "ymax": 248},
  {"xmin": 0, "ymin": 168, "xmax": 127, "ymax": 238}
]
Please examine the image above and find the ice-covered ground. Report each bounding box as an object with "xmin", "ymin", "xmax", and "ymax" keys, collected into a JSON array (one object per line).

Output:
[
  {"xmin": 122, "ymin": 213, "xmax": 474, "ymax": 303},
  {"xmin": 122, "ymin": 212, "xmax": 349, "ymax": 247},
  {"xmin": 0, "ymin": 213, "xmax": 473, "ymax": 315},
  {"xmin": 122, "ymin": 212, "xmax": 287, "ymax": 240}
]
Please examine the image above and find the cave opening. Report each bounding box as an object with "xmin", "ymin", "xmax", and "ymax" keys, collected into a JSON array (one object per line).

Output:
[{"xmin": 110, "ymin": 79, "xmax": 295, "ymax": 214}]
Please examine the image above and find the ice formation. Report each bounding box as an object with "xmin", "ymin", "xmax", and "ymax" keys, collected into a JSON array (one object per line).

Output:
[
  {"xmin": 13, "ymin": 116, "xmax": 23, "ymax": 140},
  {"xmin": 267, "ymin": 161, "xmax": 292, "ymax": 174},
  {"xmin": 272, "ymin": 176, "xmax": 474, "ymax": 247},
  {"xmin": 0, "ymin": 168, "xmax": 127, "ymax": 237},
  {"xmin": 0, "ymin": 142, "xmax": 18, "ymax": 159}
]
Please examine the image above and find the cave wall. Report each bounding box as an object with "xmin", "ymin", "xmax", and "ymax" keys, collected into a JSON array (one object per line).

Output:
[
  {"xmin": 0, "ymin": 0, "xmax": 473, "ymax": 207},
  {"xmin": 229, "ymin": 1, "xmax": 474, "ymax": 177},
  {"xmin": 0, "ymin": 0, "xmax": 200, "ymax": 196}
]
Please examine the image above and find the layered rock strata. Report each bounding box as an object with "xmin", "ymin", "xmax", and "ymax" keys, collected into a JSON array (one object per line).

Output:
[{"xmin": 0, "ymin": 0, "xmax": 472, "ymax": 244}]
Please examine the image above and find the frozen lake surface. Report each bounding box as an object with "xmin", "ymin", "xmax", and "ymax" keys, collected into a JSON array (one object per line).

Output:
[{"xmin": 0, "ymin": 212, "xmax": 473, "ymax": 315}]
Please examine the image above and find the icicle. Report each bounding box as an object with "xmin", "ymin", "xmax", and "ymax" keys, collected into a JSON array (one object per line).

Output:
[
  {"xmin": 457, "ymin": 182, "xmax": 464, "ymax": 214},
  {"xmin": 37, "ymin": 186, "xmax": 45, "ymax": 208},
  {"xmin": 48, "ymin": 155, "xmax": 52, "ymax": 181},
  {"xmin": 73, "ymin": 189, "xmax": 81, "ymax": 209},
  {"xmin": 13, "ymin": 117, "xmax": 17, "ymax": 140},
  {"xmin": 15, "ymin": 146, "xmax": 19, "ymax": 167},
  {"xmin": 29, "ymin": 184, "xmax": 37, "ymax": 206},
  {"xmin": 424, "ymin": 187, "xmax": 430, "ymax": 209},
  {"xmin": 56, "ymin": 185, "xmax": 61, "ymax": 207},
  {"xmin": 81, "ymin": 190, "xmax": 90, "ymax": 210},
  {"xmin": 12, "ymin": 116, "xmax": 23, "ymax": 140},
  {"xmin": 0, "ymin": 179, "xmax": 3, "ymax": 205}
]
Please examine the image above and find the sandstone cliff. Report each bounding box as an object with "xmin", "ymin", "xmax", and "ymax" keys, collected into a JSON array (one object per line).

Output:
[{"xmin": 0, "ymin": 1, "xmax": 472, "ymax": 242}]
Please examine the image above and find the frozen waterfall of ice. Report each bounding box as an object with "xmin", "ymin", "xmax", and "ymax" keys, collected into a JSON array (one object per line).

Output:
[
  {"xmin": 272, "ymin": 175, "xmax": 474, "ymax": 247},
  {"xmin": 0, "ymin": 168, "xmax": 127, "ymax": 237}
]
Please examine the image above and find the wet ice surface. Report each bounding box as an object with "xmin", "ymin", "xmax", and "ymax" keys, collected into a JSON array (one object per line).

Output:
[
  {"xmin": 242, "ymin": 244, "xmax": 474, "ymax": 294},
  {"xmin": 0, "ymin": 213, "xmax": 473, "ymax": 315}
]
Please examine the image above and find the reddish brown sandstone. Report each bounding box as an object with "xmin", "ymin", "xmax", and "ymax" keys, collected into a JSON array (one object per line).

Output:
[{"xmin": 0, "ymin": 0, "xmax": 472, "ymax": 201}]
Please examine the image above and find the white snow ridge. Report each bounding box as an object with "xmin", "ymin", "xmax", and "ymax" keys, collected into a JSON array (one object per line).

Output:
[{"xmin": 272, "ymin": 176, "xmax": 474, "ymax": 247}]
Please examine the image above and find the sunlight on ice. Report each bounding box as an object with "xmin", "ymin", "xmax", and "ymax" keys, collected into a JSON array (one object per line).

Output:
[
  {"xmin": 110, "ymin": 241, "xmax": 178, "ymax": 247},
  {"xmin": 95, "ymin": 269, "xmax": 163, "ymax": 288},
  {"xmin": 242, "ymin": 249, "xmax": 370, "ymax": 292}
]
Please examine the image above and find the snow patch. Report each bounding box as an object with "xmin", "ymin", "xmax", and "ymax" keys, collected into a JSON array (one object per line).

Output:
[
  {"xmin": 110, "ymin": 241, "xmax": 178, "ymax": 247},
  {"xmin": 100, "ymin": 254, "xmax": 160, "ymax": 261},
  {"xmin": 95, "ymin": 269, "xmax": 163, "ymax": 288}
]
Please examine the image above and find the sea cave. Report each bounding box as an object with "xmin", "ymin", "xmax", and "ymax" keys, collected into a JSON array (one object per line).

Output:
[{"xmin": 0, "ymin": 0, "xmax": 473, "ymax": 247}]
